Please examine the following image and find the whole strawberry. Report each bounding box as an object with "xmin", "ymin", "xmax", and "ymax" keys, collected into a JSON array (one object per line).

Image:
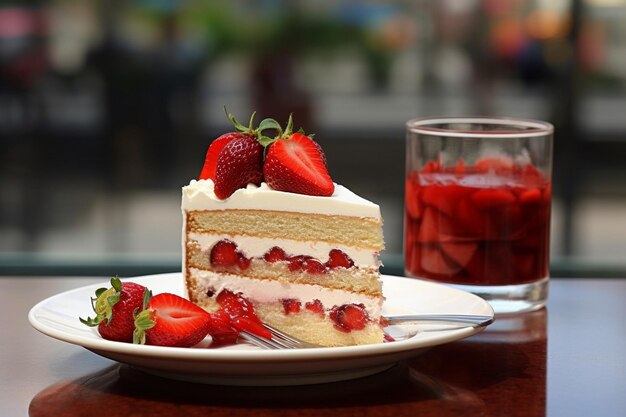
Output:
[
  {"xmin": 213, "ymin": 135, "xmax": 263, "ymax": 199},
  {"xmin": 263, "ymin": 114, "xmax": 334, "ymax": 196},
  {"xmin": 198, "ymin": 132, "xmax": 244, "ymax": 181},
  {"xmin": 133, "ymin": 292, "xmax": 212, "ymax": 347},
  {"xmin": 199, "ymin": 109, "xmax": 281, "ymax": 199},
  {"xmin": 80, "ymin": 276, "xmax": 149, "ymax": 343}
]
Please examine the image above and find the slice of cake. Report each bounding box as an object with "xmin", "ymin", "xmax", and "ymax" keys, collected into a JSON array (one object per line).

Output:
[{"xmin": 182, "ymin": 111, "xmax": 385, "ymax": 347}]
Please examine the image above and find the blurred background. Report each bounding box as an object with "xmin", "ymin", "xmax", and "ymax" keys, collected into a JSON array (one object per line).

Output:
[{"xmin": 1, "ymin": 0, "xmax": 625, "ymax": 277}]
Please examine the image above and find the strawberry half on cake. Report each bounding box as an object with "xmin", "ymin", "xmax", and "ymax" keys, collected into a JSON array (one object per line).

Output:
[{"xmin": 182, "ymin": 111, "xmax": 385, "ymax": 347}]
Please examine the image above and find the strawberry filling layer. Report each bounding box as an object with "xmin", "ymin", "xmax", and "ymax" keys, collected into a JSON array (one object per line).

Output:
[
  {"xmin": 208, "ymin": 239, "xmax": 356, "ymax": 275},
  {"xmin": 209, "ymin": 288, "xmax": 373, "ymax": 334}
]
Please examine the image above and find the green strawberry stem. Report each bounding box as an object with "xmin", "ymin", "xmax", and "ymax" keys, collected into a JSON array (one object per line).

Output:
[
  {"xmin": 132, "ymin": 288, "xmax": 154, "ymax": 345},
  {"xmin": 79, "ymin": 276, "xmax": 122, "ymax": 327},
  {"xmin": 223, "ymin": 106, "xmax": 285, "ymax": 148}
]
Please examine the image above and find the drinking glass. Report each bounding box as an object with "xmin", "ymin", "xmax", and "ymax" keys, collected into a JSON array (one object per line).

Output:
[{"xmin": 404, "ymin": 117, "xmax": 553, "ymax": 314}]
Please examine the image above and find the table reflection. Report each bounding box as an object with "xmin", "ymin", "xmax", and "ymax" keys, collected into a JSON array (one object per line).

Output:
[
  {"xmin": 29, "ymin": 310, "xmax": 547, "ymax": 417},
  {"xmin": 409, "ymin": 308, "xmax": 547, "ymax": 417}
]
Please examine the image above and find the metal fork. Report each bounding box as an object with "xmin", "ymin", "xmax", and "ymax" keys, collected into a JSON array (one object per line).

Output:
[{"xmin": 239, "ymin": 314, "xmax": 494, "ymax": 350}]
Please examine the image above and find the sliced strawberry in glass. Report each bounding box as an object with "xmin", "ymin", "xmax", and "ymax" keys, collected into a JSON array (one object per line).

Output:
[
  {"xmin": 439, "ymin": 242, "xmax": 478, "ymax": 269},
  {"xmin": 470, "ymin": 188, "xmax": 516, "ymax": 209},
  {"xmin": 519, "ymin": 188, "xmax": 542, "ymax": 205},
  {"xmin": 422, "ymin": 184, "xmax": 468, "ymax": 216},
  {"xmin": 512, "ymin": 252, "xmax": 538, "ymax": 281},
  {"xmin": 420, "ymin": 245, "xmax": 462, "ymax": 276},
  {"xmin": 475, "ymin": 156, "xmax": 514, "ymax": 174},
  {"xmin": 486, "ymin": 204, "xmax": 523, "ymax": 241},
  {"xmin": 416, "ymin": 207, "xmax": 456, "ymax": 243},
  {"xmin": 454, "ymin": 198, "xmax": 487, "ymax": 237},
  {"xmin": 462, "ymin": 248, "xmax": 486, "ymax": 283},
  {"xmin": 405, "ymin": 243, "xmax": 421, "ymax": 274},
  {"xmin": 482, "ymin": 245, "xmax": 514, "ymax": 282},
  {"xmin": 405, "ymin": 177, "xmax": 422, "ymax": 220},
  {"xmin": 520, "ymin": 164, "xmax": 546, "ymax": 187},
  {"xmin": 421, "ymin": 160, "xmax": 441, "ymax": 174}
]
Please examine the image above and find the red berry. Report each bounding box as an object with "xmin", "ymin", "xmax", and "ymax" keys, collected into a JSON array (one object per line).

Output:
[
  {"xmin": 230, "ymin": 316, "xmax": 272, "ymax": 339},
  {"xmin": 198, "ymin": 132, "xmax": 242, "ymax": 180},
  {"xmin": 326, "ymin": 249, "xmax": 354, "ymax": 269},
  {"xmin": 133, "ymin": 293, "xmax": 212, "ymax": 347},
  {"xmin": 330, "ymin": 304, "xmax": 368, "ymax": 333},
  {"xmin": 281, "ymin": 298, "xmax": 301, "ymax": 314},
  {"xmin": 210, "ymin": 240, "xmax": 239, "ymax": 267},
  {"xmin": 216, "ymin": 289, "xmax": 258, "ymax": 321},
  {"xmin": 214, "ymin": 135, "xmax": 264, "ymax": 199},
  {"xmin": 287, "ymin": 255, "xmax": 311, "ymax": 272},
  {"xmin": 207, "ymin": 310, "xmax": 239, "ymax": 346},
  {"xmin": 80, "ymin": 277, "xmax": 149, "ymax": 343},
  {"xmin": 264, "ymin": 246, "xmax": 287, "ymax": 263},
  {"xmin": 305, "ymin": 299, "xmax": 324, "ymax": 316},
  {"xmin": 302, "ymin": 258, "xmax": 327, "ymax": 274},
  {"xmin": 237, "ymin": 254, "xmax": 251, "ymax": 270},
  {"xmin": 263, "ymin": 132, "xmax": 334, "ymax": 196}
]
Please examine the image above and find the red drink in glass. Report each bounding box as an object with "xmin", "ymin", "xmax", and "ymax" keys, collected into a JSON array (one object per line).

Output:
[{"xmin": 405, "ymin": 158, "xmax": 551, "ymax": 286}]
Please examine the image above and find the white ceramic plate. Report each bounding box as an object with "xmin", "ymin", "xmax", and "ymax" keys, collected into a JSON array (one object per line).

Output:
[{"xmin": 29, "ymin": 273, "xmax": 493, "ymax": 386}]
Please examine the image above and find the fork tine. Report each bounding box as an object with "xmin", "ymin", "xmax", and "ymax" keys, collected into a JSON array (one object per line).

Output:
[
  {"xmin": 263, "ymin": 324, "xmax": 319, "ymax": 348},
  {"xmin": 239, "ymin": 331, "xmax": 293, "ymax": 349}
]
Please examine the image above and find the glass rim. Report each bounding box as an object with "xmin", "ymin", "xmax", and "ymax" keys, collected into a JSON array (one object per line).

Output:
[{"xmin": 406, "ymin": 116, "xmax": 553, "ymax": 138}]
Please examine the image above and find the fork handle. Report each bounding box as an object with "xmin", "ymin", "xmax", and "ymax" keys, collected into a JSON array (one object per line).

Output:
[{"xmin": 384, "ymin": 314, "xmax": 493, "ymax": 327}]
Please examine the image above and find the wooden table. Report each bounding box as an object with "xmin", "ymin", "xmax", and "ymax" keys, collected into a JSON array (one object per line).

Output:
[{"xmin": 2, "ymin": 277, "xmax": 625, "ymax": 417}]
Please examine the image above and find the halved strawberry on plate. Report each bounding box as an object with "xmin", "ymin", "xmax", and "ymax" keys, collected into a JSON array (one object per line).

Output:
[{"xmin": 134, "ymin": 293, "xmax": 212, "ymax": 347}]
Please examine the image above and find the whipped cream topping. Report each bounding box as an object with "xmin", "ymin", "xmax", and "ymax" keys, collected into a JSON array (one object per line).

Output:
[
  {"xmin": 189, "ymin": 268, "xmax": 383, "ymax": 317},
  {"xmin": 188, "ymin": 233, "xmax": 380, "ymax": 268},
  {"xmin": 182, "ymin": 179, "xmax": 381, "ymax": 219}
]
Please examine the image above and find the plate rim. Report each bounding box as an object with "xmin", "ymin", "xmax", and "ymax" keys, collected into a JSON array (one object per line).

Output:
[{"xmin": 28, "ymin": 273, "xmax": 494, "ymax": 362}]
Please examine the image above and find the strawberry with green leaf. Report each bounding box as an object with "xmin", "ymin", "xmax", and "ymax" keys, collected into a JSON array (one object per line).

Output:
[
  {"xmin": 262, "ymin": 114, "xmax": 335, "ymax": 197},
  {"xmin": 80, "ymin": 276, "xmax": 149, "ymax": 343},
  {"xmin": 199, "ymin": 108, "xmax": 282, "ymax": 199},
  {"xmin": 199, "ymin": 109, "xmax": 335, "ymax": 198}
]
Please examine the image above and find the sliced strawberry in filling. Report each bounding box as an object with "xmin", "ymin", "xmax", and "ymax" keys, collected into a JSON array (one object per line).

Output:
[
  {"xmin": 305, "ymin": 299, "xmax": 325, "ymax": 316},
  {"xmin": 216, "ymin": 289, "xmax": 259, "ymax": 321},
  {"xmin": 237, "ymin": 254, "xmax": 251, "ymax": 270},
  {"xmin": 210, "ymin": 240, "xmax": 239, "ymax": 267},
  {"xmin": 326, "ymin": 249, "xmax": 354, "ymax": 269},
  {"xmin": 264, "ymin": 246, "xmax": 287, "ymax": 263},
  {"xmin": 281, "ymin": 298, "xmax": 302, "ymax": 314},
  {"xmin": 302, "ymin": 258, "xmax": 327, "ymax": 274},
  {"xmin": 330, "ymin": 304, "xmax": 369, "ymax": 333},
  {"xmin": 287, "ymin": 255, "xmax": 312, "ymax": 272}
]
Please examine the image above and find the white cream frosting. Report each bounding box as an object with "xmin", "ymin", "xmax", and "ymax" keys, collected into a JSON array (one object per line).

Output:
[
  {"xmin": 188, "ymin": 233, "xmax": 380, "ymax": 268},
  {"xmin": 190, "ymin": 268, "xmax": 383, "ymax": 317},
  {"xmin": 182, "ymin": 179, "xmax": 381, "ymax": 219}
]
